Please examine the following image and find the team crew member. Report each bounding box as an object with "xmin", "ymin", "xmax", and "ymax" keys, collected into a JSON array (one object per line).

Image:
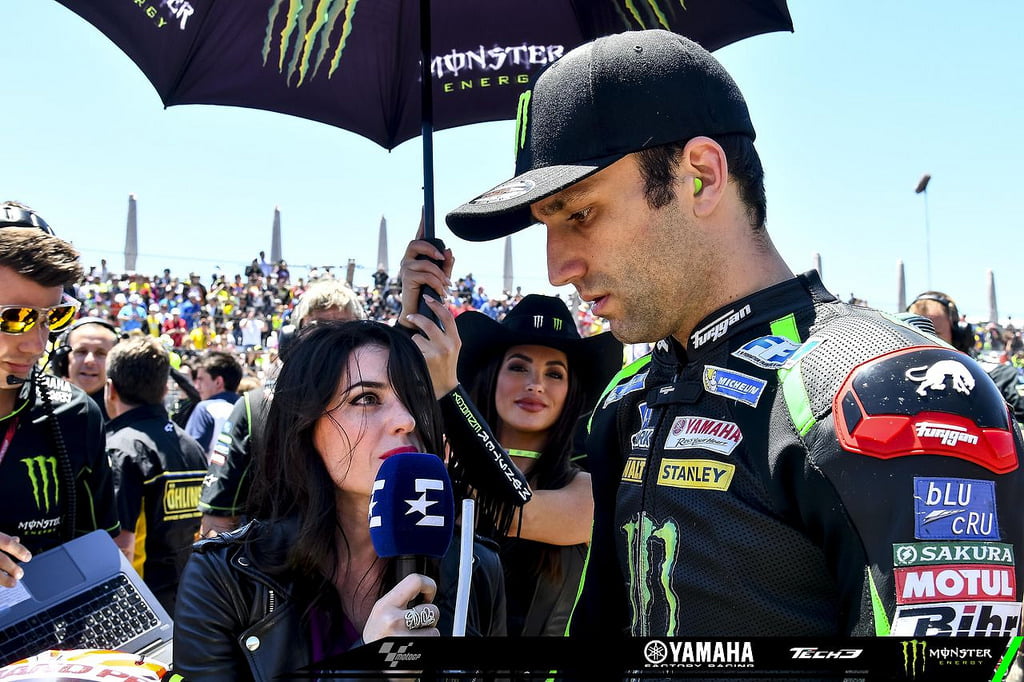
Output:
[
  {"xmin": 446, "ymin": 31, "xmax": 1024, "ymax": 639},
  {"xmin": 106, "ymin": 336, "xmax": 207, "ymax": 615},
  {"xmin": 908, "ymin": 291, "xmax": 1024, "ymax": 423},
  {"xmin": 0, "ymin": 206, "xmax": 119, "ymax": 587},
  {"xmin": 52, "ymin": 317, "xmax": 120, "ymax": 421}
]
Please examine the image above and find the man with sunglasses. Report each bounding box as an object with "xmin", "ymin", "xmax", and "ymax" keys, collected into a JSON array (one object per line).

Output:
[{"xmin": 0, "ymin": 208, "xmax": 119, "ymax": 588}]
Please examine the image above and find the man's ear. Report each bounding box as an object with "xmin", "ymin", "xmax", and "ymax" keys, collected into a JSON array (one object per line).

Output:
[{"xmin": 679, "ymin": 136, "xmax": 728, "ymax": 218}]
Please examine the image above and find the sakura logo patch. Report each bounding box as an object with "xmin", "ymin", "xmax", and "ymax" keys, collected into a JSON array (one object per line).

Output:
[{"xmin": 905, "ymin": 359, "xmax": 976, "ymax": 397}]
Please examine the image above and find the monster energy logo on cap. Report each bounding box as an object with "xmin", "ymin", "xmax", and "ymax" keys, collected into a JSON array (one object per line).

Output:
[
  {"xmin": 23, "ymin": 455, "xmax": 59, "ymax": 512},
  {"xmin": 515, "ymin": 90, "xmax": 532, "ymax": 154}
]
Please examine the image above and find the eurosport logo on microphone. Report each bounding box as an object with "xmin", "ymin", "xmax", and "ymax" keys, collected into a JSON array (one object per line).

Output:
[{"xmin": 369, "ymin": 476, "xmax": 448, "ymax": 528}]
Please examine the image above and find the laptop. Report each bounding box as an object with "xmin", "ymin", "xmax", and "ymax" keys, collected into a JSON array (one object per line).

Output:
[{"xmin": 0, "ymin": 530, "xmax": 173, "ymax": 666}]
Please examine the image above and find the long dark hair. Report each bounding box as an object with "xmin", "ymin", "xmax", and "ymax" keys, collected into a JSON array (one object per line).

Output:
[
  {"xmin": 464, "ymin": 345, "xmax": 586, "ymax": 580},
  {"xmin": 247, "ymin": 321, "xmax": 444, "ymax": 591}
]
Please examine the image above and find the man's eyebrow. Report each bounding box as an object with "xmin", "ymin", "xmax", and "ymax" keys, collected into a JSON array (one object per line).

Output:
[{"xmin": 531, "ymin": 184, "xmax": 593, "ymax": 220}]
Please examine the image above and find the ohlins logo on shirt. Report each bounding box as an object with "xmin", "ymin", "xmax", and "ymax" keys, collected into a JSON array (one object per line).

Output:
[{"xmin": 162, "ymin": 475, "xmax": 204, "ymax": 520}]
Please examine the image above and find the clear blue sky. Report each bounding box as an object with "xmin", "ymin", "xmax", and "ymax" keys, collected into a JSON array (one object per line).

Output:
[{"xmin": 3, "ymin": 2, "xmax": 1023, "ymax": 321}]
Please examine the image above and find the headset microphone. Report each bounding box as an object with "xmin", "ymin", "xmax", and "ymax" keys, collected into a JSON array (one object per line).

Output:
[
  {"xmin": 6, "ymin": 375, "xmax": 27, "ymax": 386},
  {"xmin": 369, "ymin": 452, "xmax": 454, "ymax": 582}
]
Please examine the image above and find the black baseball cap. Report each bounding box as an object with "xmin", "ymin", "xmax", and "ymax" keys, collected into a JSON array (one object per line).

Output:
[
  {"xmin": 446, "ymin": 29, "xmax": 755, "ymax": 242},
  {"xmin": 0, "ymin": 201, "xmax": 54, "ymax": 235}
]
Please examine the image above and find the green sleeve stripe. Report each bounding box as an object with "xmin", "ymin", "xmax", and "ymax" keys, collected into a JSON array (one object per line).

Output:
[
  {"xmin": 564, "ymin": 522, "xmax": 595, "ymax": 636},
  {"xmin": 867, "ymin": 568, "xmax": 891, "ymax": 636},
  {"xmin": 992, "ymin": 636, "xmax": 1023, "ymax": 682},
  {"xmin": 587, "ymin": 354, "xmax": 652, "ymax": 433},
  {"xmin": 770, "ymin": 315, "xmax": 816, "ymax": 436}
]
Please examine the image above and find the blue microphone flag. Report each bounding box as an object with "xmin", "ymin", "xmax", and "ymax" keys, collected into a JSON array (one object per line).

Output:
[{"xmin": 369, "ymin": 452, "xmax": 454, "ymax": 558}]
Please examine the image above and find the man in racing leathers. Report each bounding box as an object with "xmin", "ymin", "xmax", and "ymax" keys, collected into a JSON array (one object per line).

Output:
[{"xmin": 444, "ymin": 30, "xmax": 1024, "ymax": 641}]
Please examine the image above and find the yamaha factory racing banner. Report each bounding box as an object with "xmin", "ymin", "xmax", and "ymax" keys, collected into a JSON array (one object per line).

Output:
[{"xmin": 289, "ymin": 636, "xmax": 1024, "ymax": 680}]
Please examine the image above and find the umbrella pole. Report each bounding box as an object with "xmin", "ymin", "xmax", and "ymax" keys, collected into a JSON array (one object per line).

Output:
[{"xmin": 420, "ymin": 0, "xmax": 435, "ymax": 241}]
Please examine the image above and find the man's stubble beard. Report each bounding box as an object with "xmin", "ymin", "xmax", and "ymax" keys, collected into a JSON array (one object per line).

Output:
[{"xmin": 606, "ymin": 205, "xmax": 712, "ymax": 346}]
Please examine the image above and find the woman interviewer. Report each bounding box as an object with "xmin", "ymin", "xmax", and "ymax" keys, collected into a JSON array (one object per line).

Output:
[{"xmin": 173, "ymin": 321, "xmax": 504, "ymax": 679}]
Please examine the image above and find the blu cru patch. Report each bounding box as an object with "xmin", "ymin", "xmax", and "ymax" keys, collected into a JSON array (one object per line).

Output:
[{"xmin": 913, "ymin": 478, "xmax": 999, "ymax": 541}]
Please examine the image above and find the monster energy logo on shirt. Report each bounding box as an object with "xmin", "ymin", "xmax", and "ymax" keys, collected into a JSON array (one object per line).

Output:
[
  {"xmin": 623, "ymin": 512, "xmax": 680, "ymax": 636},
  {"xmin": 23, "ymin": 455, "xmax": 59, "ymax": 512}
]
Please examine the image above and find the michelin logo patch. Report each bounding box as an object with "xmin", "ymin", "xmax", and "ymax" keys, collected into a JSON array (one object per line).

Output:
[
  {"xmin": 914, "ymin": 478, "xmax": 999, "ymax": 541},
  {"xmin": 703, "ymin": 366, "xmax": 767, "ymax": 407},
  {"xmin": 732, "ymin": 335, "xmax": 802, "ymax": 369},
  {"xmin": 603, "ymin": 371, "xmax": 648, "ymax": 409}
]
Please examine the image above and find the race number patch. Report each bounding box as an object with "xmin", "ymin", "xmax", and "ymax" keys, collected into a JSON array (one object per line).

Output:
[
  {"xmin": 833, "ymin": 346, "xmax": 1018, "ymax": 473},
  {"xmin": 913, "ymin": 478, "xmax": 999, "ymax": 541}
]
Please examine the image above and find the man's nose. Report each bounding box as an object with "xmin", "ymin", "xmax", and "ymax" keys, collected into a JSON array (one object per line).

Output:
[
  {"xmin": 546, "ymin": 227, "xmax": 585, "ymax": 288},
  {"xmin": 19, "ymin": 324, "xmax": 49, "ymax": 354}
]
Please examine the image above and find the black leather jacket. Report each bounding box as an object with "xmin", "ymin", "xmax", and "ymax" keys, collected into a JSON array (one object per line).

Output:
[{"xmin": 173, "ymin": 519, "xmax": 506, "ymax": 681}]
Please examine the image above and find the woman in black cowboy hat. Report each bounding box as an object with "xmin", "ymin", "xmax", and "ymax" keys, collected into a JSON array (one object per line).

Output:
[{"xmin": 398, "ymin": 238, "xmax": 623, "ymax": 637}]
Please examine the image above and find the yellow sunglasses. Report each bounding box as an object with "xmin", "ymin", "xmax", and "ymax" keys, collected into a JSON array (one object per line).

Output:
[{"xmin": 0, "ymin": 294, "xmax": 80, "ymax": 335}]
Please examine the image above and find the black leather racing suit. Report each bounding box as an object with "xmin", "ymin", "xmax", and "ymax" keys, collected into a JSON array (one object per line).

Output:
[{"xmin": 569, "ymin": 271, "xmax": 1024, "ymax": 638}]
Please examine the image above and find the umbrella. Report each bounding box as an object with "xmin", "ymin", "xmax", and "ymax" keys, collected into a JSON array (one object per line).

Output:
[{"xmin": 52, "ymin": 0, "xmax": 793, "ymax": 238}]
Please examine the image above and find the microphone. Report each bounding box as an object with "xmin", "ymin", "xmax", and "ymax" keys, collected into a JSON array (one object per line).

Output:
[
  {"xmin": 6, "ymin": 375, "xmax": 27, "ymax": 386},
  {"xmin": 369, "ymin": 452, "xmax": 455, "ymax": 581}
]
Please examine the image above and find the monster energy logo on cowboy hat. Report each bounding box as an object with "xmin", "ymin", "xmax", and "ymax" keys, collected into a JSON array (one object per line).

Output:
[{"xmin": 447, "ymin": 29, "xmax": 756, "ymax": 241}]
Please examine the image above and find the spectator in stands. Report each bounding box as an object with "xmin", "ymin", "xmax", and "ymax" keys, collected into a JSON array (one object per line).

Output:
[{"xmin": 185, "ymin": 350, "xmax": 242, "ymax": 459}]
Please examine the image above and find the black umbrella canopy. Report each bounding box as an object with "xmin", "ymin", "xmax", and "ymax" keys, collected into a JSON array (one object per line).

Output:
[{"xmin": 55, "ymin": 0, "xmax": 792, "ymax": 151}]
